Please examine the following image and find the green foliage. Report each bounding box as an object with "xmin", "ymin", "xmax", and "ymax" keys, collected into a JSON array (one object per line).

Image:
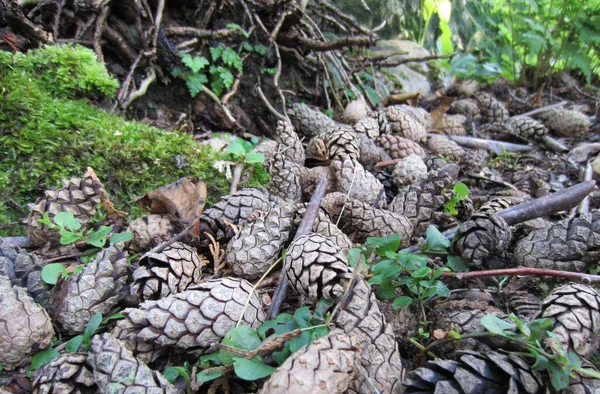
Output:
[
  {"xmin": 0, "ymin": 45, "xmax": 241, "ymax": 235},
  {"xmin": 481, "ymin": 313, "xmax": 600, "ymax": 390},
  {"xmin": 225, "ymin": 136, "xmax": 265, "ymax": 165},
  {"xmin": 163, "ymin": 363, "xmax": 192, "ymax": 394},
  {"xmin": 30, "ymin": 348, "xmax": 60, "ymax": 370},
  {"xmin": 197, "ymin": 301, "xmax": 332, "ymax": 382},
  {"xmin": 443, "ymin": 182, "xmax": 470, "ymax": 216}
]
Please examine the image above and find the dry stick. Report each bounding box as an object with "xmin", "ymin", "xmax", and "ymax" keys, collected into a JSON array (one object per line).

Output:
[
  {"xmin": 147, "ymin": 218, "xmax": 200, "ymax": 255},
  {"xmin": 379, "ymin": 52, "xmax": 457, "ymax": 67},
  {"xmin": 444, "ymin": 135, "xmax": 534, "ymax": 155},
  {"xmin": 444, "ymin": 267, "xmax": 600, "ymax": 284},
  {"xmin": 151, "ymin": 0, "xmax": 165, "ymax": 48},
  {"xmin": 256, "ymin": 84, "xmax": 288, "ymax": 121},
  {"xmin": 267, "ymin": 177, "xmax": 329, "ymax": 320},
  {"xmin": 408, "ymin": 180, "xmax": 597, "ymax": 253},
  {"xmin": 229, "ymin": 163, "xmax": 244, "ymax": 194},
  {"xmin": 577, "ymin": 162, "xmax": 593, "ymax": 215},
  {"xmin": 92, "ymin": 6, "xmax": 110, "ymax": 64},
  {"xmin": 317, "ymin": 2, "xmax": 373, "ymax": 35},
  {"xmin": 520, "ymin": 100, "xmax": 568, "ymax": 117}
]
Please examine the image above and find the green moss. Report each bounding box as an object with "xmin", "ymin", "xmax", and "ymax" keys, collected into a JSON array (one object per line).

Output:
[{"xmin": 0, "ymin": 44, "xmax": 266, "ymax": 235}]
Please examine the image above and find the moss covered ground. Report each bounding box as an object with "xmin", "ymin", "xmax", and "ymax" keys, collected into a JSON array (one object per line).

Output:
[{"xmin": 0, "ymin": 44, "xmax": 266, "ymax": 235}]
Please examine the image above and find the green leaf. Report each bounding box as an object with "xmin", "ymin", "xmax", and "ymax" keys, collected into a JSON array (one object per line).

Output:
[
  {"xmin": 392, "ymin": 296, "xmax": 413, "ymax": 310},
  {"xmin": 65, "ymin": 335, "xmax": 84, "ymax": 353},
  {"xmin": 375, "ymin": 281, "xmax": 396, "ymax": 299},
  {"xmin": 219, "ymin": 326, "xmax": 261, "ymax": 365},
  {"xmin": 200, "ymin": 352, "xmax": 222, "ymax": 367},
  {"xmin": 453, "ymin": 182, "xmax": 470, "ymax": 200},
  {"xmin": 186, "ymin": 73, "xmax": 208, "ymax": 97},
  {"xmin": 547, "ymin": 360, "xmax": 570, "ymax": 390},
  {"xmin": 481, "ymin": 314, "xmax": 515, "ymax": 335},
  {"xmin": 232, "ymin": 357, "xmax": 276, "ymax": 380},
  {"xmin": 196, "ymin": 369, "xmax": 223, "ymax": 383},
  {"xmin": 37, "ymin": 212, "xmax": 55, "ymax": 227},
  {"xmin": 446, "ymin": 255, "xmax": 468, "ymax": 272},
  {"xmin": 210, "ymin": 47, "xmax": 223, "ymax": 62},
  {"xmin": 59, "ymin": 229, "xmax": 83, "ymax": 245},
  {"xmin": 242, "ymin": 42, "xmax": 254, "ymax": 52},
  {"xmin": 226, "ymin": 140, "xmax": 246, "ymax": 159},
  {"xmin": 221, "ymin": 47, "xmax": 243, "ymax": 74},
  {"xmin": 258, "ymin": 313, "xmax": 294, "ymax": 339},
  {"xmin": 422, "ymin": 225, "xmax": 451, "ymax": 252},
  {"xmin": 528, "ymin": 318, "xmax": 552, "ymax": 343},
  {"xmin": 218, "ymin": 67, "xmax": 235, "ymax": 89},
  {"xmin": 253, "ymin": 44, "xmax": 268, "ymax": 56},
  {"xmin": 181, "ymin": 54, "xmax": 209, "ymax": 73},
  {"xmin": 433, "ymin": 280, "xmax": 450, "ymax": 297},
  {"xmin": 30, "ymin": 348, "xmax": 60, "ymax": 370},
  {"xmin": 244, "ymin": 152, "xmax": 264, "ymax": 164},
  {"xmin": 102, "ymin": 313, "xmax": 124, "ymax": 325},
  {"xmin": 531, "ymin": 349, "xmax": 549, "ymax": 371},
  {"xmin": 348, "ymin": 247, "xmax": 363, "ymax": 268},
  {"xmin": 54, "ymin": 211, "xmax": 81, "ymax": 230},
  {"xmin": 508, "ymin": 313, "xmax": 530, "ymax": 337},
  {"xmin": 84, "ymin": 312, "xmax": 103, "ymax": 341},
  {"xmin": 163, "ymin": 366, "xmax": 189, "ymax": 383},
  {"xmin": 86, "ymin": 230, "xmax": 107, "ymax": 248},
  {"xmin": 366, "ymin": 234, "xmax": 401, "ymax": 256},
  {"xmin": 293, "ymin": 307, "xmax": 311, "ymax": 328},
  {"xmin": 41, "ymin": 263, "xmax": 68, "ymax": 285},
  {"xmin": 110, "ymin": 232, "xmax": 134, "ymax": 244},
  {"xmin": 412, "ymin": 267, "xmax": 432, "ymax": 278}
]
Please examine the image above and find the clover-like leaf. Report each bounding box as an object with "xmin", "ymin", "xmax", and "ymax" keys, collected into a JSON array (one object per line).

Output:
[
  {"xmin": 41, "ymin": 263, "xmax": 69, "ymax": 285},
  {"xmin": 233, "ymin": 357, "xmax": 276, "ymax": 380}
]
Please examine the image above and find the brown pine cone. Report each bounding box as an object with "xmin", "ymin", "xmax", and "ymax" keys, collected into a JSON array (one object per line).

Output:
[
  {"xmin": 535, "ymin": 107, "xmax": 590, "ymax": 139},
  {"xmin": 505, "ymin": 291, "xmax": 542, "ymax": 322},
  {"xmin": 476, "ymin": 92, "xmax": 509, "ymax": 124},
  {"xmin": 403, "ymin": 350, "xmax": 546, "ymax": 393},
  {"xmin": 289, "ymin": 103, "xmax": 338, "ymax": 139},
  {"xmin": 326, "ymin": 125, "xmax": 361, "ymax": 162},
  {"xmin": 564, "ymin": 375, "xmax": 600, "ymax": 394},
  {"xmin": 454, "ymin": 212, "xmax": 512, "ymax": 269},
  {"xmin": 259, "ymin": 330, "xmax": 360, "ymax": 394},
  {"xmin": 388, "ymin": 164, "xmax": 460, "ymax": 237},
  {"xmin": 342, "ymin": 99, "xmax": 370, "ymax": 123},
  {"xmin": 358, "ymin": 135, "xmax": 391, "ymax": 168},
  {"xmin": 131, "ymin": 242, "xmax": 207, "ymax": 301},
  {"xmin": 391, "ymin": 154, "xmax": 428, "ymax": 188},
  {"xmin": 56, "ymin": 244, "xmax": 128, "ymax": 334},
  {"xmin": 478, "ymin": 198, "xmax": 514, "ymax": 214},
  {"xmin": 438, "ymin": 114, "xmax": 467, "ymax": 136},
  {"xmin": 32, "ymin": 352, "xmax": 96, "ymax": 394},
  {"xmin": 126, "ymin": 214, "xmax": 176, "ymax": 253},
  {"xmin": 353, "ymin": 113, "xmax": 381, "ymax": 139},
  {"xmin": 376, "ymin": 134, "xmax": 426, "ymax": 160},
  {"xmin": 334, "ymin": 278, "xmax": 404, "ymax": 393},
  {"xmin": 87, "ymin": 333, "xmax": 178, "ymax": 394},
  {"xmin": 267, "ymin": 153, "xmax": 303, "ymax": 203},
  {"xmin": 507, "ymin": 116, "xmax": 548, "ymax": 140},
  {"xmin": 539, "ymin": 283, "xmax": 600, "ymax": 358},
  {"xmin": 427, "ymin": 135, "xmax": 465, "ymax": 162},
  {"xmin": 460, "ymin": 148, "xmax": 490, "ymax": 173},
  {"xmin": 275, "ymin": 120, "xmax": 305, "ymax": 164},
  {"xmin": 322, "ymin": 192, "xmax": 413, "ymax": 247},
  {"xmin": 293, "ymin": 205, "xmax": 353, "ymax": 254},
  {"xmin": 284, "ymin": 233, "xmax": 352, "ymax": 301},
  {"xmin": 397, "ymin": 105, "xmax": 431, "ymax": 129},
  {"xmin": 332, "ymin": 155, "xmax": 385, "ymax": 206},
  {"xmin": 26, "ymin": 168, "xmax": 105, "ymax": 247},
  {"xmin": 201, "ymin": 188, "xmax": 272, "ymax": 228},
  {"xmin": 227, "ymin": 204, "xmax": 295, "ymax": 280},
  {"xmin": 118, "ymin": 277, "xmax": 265, "ymax": 352},
  {"xmin": 381, "ymin": 106, "xmax": 427, "ymax": 142},
  {"xmin": 514, "ymin": 212, "xmax": 600, "ymax": 271},
  {"xmin": 0, "ymin": 276, "xmax": 54, "ymax": 370},
  {"xmin": 450, "ymin": 98, "xmax": 481, "ymax": 118},
  {"xmin": 299, "ymin": 166, "xmax": 337, "ymax": 201}
]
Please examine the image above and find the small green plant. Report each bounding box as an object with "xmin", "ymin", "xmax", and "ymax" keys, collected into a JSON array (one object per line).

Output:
[
  {"xmin": 223, "ymin": 136, "xmax": 265, "ymax": 166},
  {"xmin": 481, "ymin": 313, "xmax": 600, "ymax": 390},
  {"xmin": 30, "ymin": 312, "xmax": 103, "ymax": 371},
  {"xmin": 196, "ymin": 300, "xmax": 332, "ymax": 383},
  {"xmin": 443, "ymin": 182, "xmax": 470, "ymax": 216},
  {"xmin": 163, "ymin": 362, "xmax": 192, "ymax": 394}
]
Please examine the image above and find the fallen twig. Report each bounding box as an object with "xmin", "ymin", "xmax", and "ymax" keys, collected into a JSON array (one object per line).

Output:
[
  {"xmin": 230, "ymin": 163, "xmax": 244, "ymax": 194},
  {"xmin": 379, "ymin": 52, "xmax": 457, "ymax": 68},
  {"xmin": 444, "ymin": 267, "xmax": 600, "ymax": 284},
  {"xmin": 520, "ymin": 100, "xmax": 568, "ymax": 117},
  {"xmin": 444, "ymin": 135, "xmax": 533, "ymax": 155}
]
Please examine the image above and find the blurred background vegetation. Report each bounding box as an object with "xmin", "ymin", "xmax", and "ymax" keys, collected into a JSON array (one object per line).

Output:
[{"xmin": 334, "ymin": 0, "xmax": 600, "ymax": 87}]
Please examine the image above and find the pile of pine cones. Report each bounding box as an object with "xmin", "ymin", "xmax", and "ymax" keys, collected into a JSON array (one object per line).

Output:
[{"xmin": 1, "ymin": 88, "xmax": 598, "ymax": 393}]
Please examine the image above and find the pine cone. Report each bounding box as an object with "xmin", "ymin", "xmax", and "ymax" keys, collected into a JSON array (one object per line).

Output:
[
  {"xmin": 564, "ymin": 375, "xmax": 600, "ymax": 394},
  {"xmin": 478, "ymin": 198, "xmax": 514, "ymax": 214},
  {"xmin": 376, "ymin": 134, "xmax": 426, "ymax": 160},
  {"xmin": 450, "ymin": 98, "xmax": 481, "ymax": 118},
  {"xmin": 87, "ymin": 333, "xmax": 178, "ymax": 394},
  {"xmin": 289, "ymin": 103, "xmax": 337, "ymax": 139},
  {"xmin": 227, "ymin": 204, "xmax": 295, "ymax": 280},
  {"xmin": 56, "ymin": 244, "xmax": 128, "ymax": 334},
  {"xmin": 476, "ymin": 92, "xmax": 509, "ymax": 124},
  {"xmin": 267, "ymin": 153, "xmax": 303, "ymax": 203},
  {"xmin": 461, "ymin": 148, "xmax": 490, "ymax": 173},
  {"xmin": 332, "ymin": 155, "xmax": 385, "ymax": 206},
  {"xmin": 131, "ymin": 242, "xmax": 206, "ymax": 301},
  {"xmin": 427, "ymin": 135, "xmax": 465, "ymax": 162},
  {"xmin": 535, "ymin": 108, "xmax": 590, "ymax": 139},
  {"xmin": 201, "ymin": 188, "xmax": 272, "ymax": 228},
  {"xmin": 514, "ymin": 212, "xmax": 600, "ymax": 271},
  {"xmin": 539, "ymin": 283, "xmax": 600, "ymax": 358},
  {"xmin": 322, "ymin": 192, "xmax": 413, "ymax": 247},
  {"xmin": 439, "ymin": 114, "xmax": 467, "ymax": 136},
  {"xmin": 342, "ymin": 99, "xmax": 370, "ymax": 124},
  {"xmin": 358, "ymin": 135, "xmax": 391, "ymax": 168},
  {"xmin": 126, "ymin": 214, "xmax": 176, "ymax": 253},
  {"xmin": 397, "ymin": 105, "xmax": 431, "ymax": 129},
  {"xmin": 388, "ymin": 164, "xmax": 460, "ymax": 237},
  {"xmin": 299, "ymin": 166, "xmax": 337, "ymax": 201},
  {"xmin": 326, "ymin": 126, "xmax": 360, "ymax": 162},
  {"xmin": 505, "ymin": 292, "xmax": 542, "ymax": 321},
  {"xmin": 0, "ymin": 276, "xmax": 54, "ymax": 370},
  {"xmin": 403, "ymin": 350, "xmax": 546, "ymax": 393},
  {"xmin": 253, "ymin": 140, "xmax": 279, "ymax": 165},
  {"xmin": 295, "ymin": 206, "xmax": 354, "ymax": 254},
  {"xmin": 32, "ymin": 352, "xmax": 96, "ymax": 394},
  {"xmin": 381, "ymin": 106, "xmax": 428, "ymax": 142},
  {"xmin": 119, "ymin": 277, "xmax": 265, "ymax": 352},
  {"xmin": 259, "ymin": 330, "xmax": 360, "ymax": 394},
  {"xmin": 334, "ymin": 278, "xmax": 404, "ymax": 393},
  {"xmin": 353, "ymin": 114, "xmax": 381, "ymax": 139},
  {"xmin": 284, "ymin": 233, "xmax": 352, "ymax": 301},
  {"xmin": 26, "ymin": 168, "xmax": 105, "ymax": 247},
  {"xmin": 507, "ymin": 116, "xmax": 548, "ymax": 140},
  {"xmin": 454, "ymin": 212, "xmax": 512, "ymax": 269},
  {"xmin": 391, "ymin": 154, "xmax": 428, "ymax": 188},
  {"xmin": 275, "ymin": 120, "xmax": 305, "ymax": 164}
]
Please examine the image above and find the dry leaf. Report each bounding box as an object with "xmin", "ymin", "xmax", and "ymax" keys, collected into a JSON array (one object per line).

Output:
[
  {"xmin": 432, "ymin": 329, "xmax": 448, "ymax": 340},
  {"xmin": 569, "ymin": 143, "xmax": 600, "ymax": 163},
  {"xmin": 430, "ymin": 96, "xmax": 456, "ymax": 131},
  {"xmin": 136, "ymin": 177, "xmax": 207, "ymax": 224}
]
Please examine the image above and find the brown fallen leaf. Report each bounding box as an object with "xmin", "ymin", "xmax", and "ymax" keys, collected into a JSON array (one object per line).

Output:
[
  {"xmin": 432, "ymin": 329, "xmax": 448, "ymax": 340},
  {"xmin": 136, "ymin": 177, "xmax": 207, "ymax": 224},
  {"xmin": 430, "ymin": 95, "xmax": 456, "ymax": 131}
]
